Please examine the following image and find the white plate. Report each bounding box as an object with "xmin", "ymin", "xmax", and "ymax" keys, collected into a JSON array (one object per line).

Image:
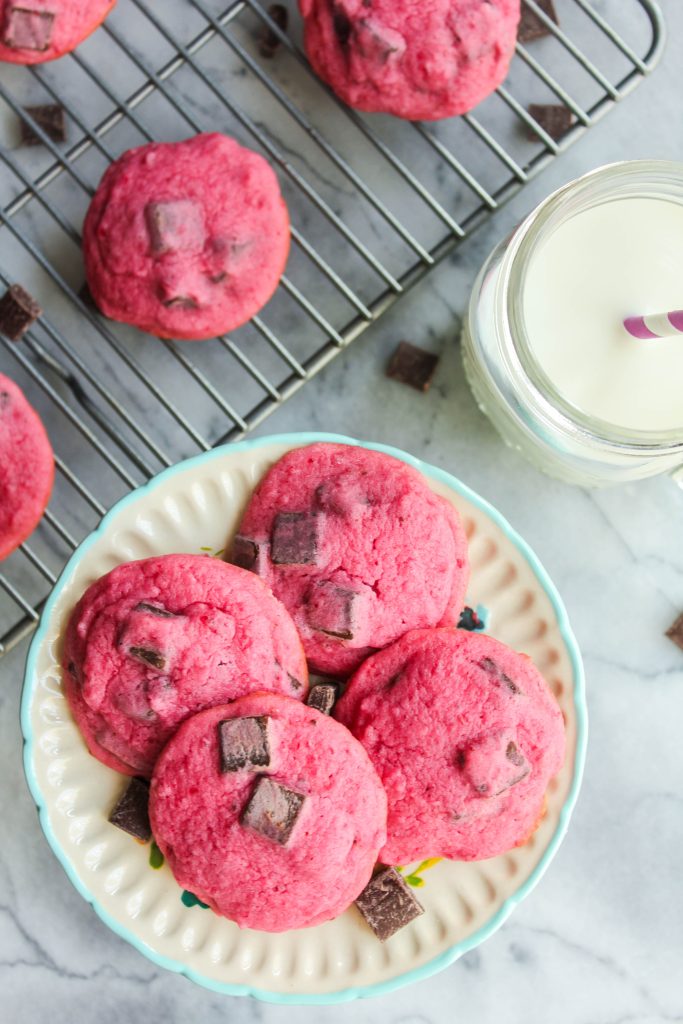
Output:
[{"xmin": 22, "ymin": 432, "xmax": 586, "ymax": 1004}]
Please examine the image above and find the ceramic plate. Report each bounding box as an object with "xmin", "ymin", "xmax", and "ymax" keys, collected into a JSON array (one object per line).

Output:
[{"xmin": 21, "ymin": 432, "xmax": 586, "ymax": 1004}]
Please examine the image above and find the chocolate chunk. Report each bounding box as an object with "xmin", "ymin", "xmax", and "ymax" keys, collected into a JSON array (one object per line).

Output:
[
  {"xmin": 3, "ymin": 7, "xmax": 54, "ymax": 51},
  {"xmin": 108, "ymin": 778, "xmax": 152, "ymax": 841},
  {"xmin": 0, "ymin": 283, "xmax": 41, "ymax": 341},
  {"xmin": 477, "ymin": 656, "xmax": 520, "ymax": 695},
  {"xmin": 241, "ymin": 777, "xmax": 306, "ymax": 846},
  {"xmin": 518, "ymin": 0, "xmax": 558, "ymax": 43},
  {"xmin": 458, "ymin": 606, "xmax": 484, "ymax": 632},
  {"xmin": 306, "ymin": 580, "xmax": 358, "ymax": 639},
  {"xmin": 113, "ymin": 683, "xmax": 158, "ymax": 723},
  {"xmin": 219, "ymin": 716, "xmax": 271, "ymax": 773},
  {"xmin": 144, "ymin": 199, "xmax": 205, "ymax": 255},
  {"xmin": 306, "ymin": 682, "xmax": 338, "ymax": 715},
  {"xmin": 666, "ymin": 613, "xmax": 683, "ymax": 652},
  {"xmin": 506, "ymin": 740, "xmax": 526, "ymax": 767},
  {"xmin": 271, "ymin": 511, "xmax": 319, "ymax": 565},
  {"xmin": 258, "ymin": 3, "xmax": 288, "ymax": 58},
  {"xmin": 288, "ymin": 673, "xmax": 302, "ymax": 692},
  {"xmin": 386, "ymin": 341, "xmax": 439, "ymax": 393},
  {"xmin": 333, "ymin": 9, "xmax": 353, "ymax": 46},
  {"xmin": 20, "ymin": 104, "xmax": 65, "ymax": 147},
  {"xmin": 526, "ymin": 103, "xmax": 573, "ymax": 142},
  {"xmin": 134, "ymin": 602, "xmax": 175, "ymax": 618},
  {"xmin": 457, "ymin": 733, "xmax": 529, "ymax": 797},
  {"xmin": 231, "ymin": 535, "xmax": 266, "ymax": 574},
  {"xmin": 161, "ymin": 295, "xmax": 199, "ymax": 310},
  {"xmin": 355, "ymin": 867, "xmax": 424, "ymax": 942},
  {"xmin": 356, "ymin": 18, "xmax": 405, "ymax": 62},
  {"xmin": 128, "ymin": 646, "xmax": 166, "ymax": 671}
]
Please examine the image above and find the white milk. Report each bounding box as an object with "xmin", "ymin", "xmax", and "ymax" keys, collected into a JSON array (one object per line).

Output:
[{"xmin": 523, "ymin": 197, "xmax": 683, "ymax": 434}]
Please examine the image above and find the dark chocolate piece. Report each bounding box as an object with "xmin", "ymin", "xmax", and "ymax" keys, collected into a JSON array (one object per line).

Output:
[
  {"xmin": 518, "ymin": 0, "xmax": 558, "ymax": 43},
  {"xmin": 219, "ymin": 715, "xmax": 271, "ymax": 773},
  {"xmin": 161, "ymin": 295, "xmax": 199, "ymax": 310},
  {"xmin": 458, "ymin": 606, "xmax": 484, "ymax": 632},
  {"xmin": 0, "ymin": 283, "xmax": 42, "ymax": 341},
  {"xmin": 271, "ymin": 511, "xmax": 319, "ymax": 565},
  {"xmin": 386, "ymin": 341, "xmax": 439, "ymax": 393},
  {"xmin": 134, "ymin": 602, "xmax": 175, "ymax": 618},
  {"xmin": 231, "ymin": 535, "xmax": 265, "ymax": 574},
  {"xmin": 306, "ymin": 580, "xmax": 357, "ymax": 639},
  {"xmin": 128, "ymin": 646, "xmax": 166, "ymax": 671},
  {"xmin": 457, "ymin": 733, "xmax": 529, "ymax": 797},
  {"xmin": 526, "ymin": 103, "xmax": 573, "ymax": 142},
  {"xmin": 288, "ymin": 673, "xmax": 302, "ymax": 692},
  {"xmin": 108, "ymin": 777, "xmax": 152, "ymax": 841},
  {"xmin": 144, "ymin": 199, "xmax": 205, "ymax": 255},
  {"xmin": 20, "ymin": 104, "xmax": 65, "ymax": 147},
  {"xmin": 241, "ymin": 777, "xmax": 305, "ymax": 846},
  {"xmin": 355, "ymin": 867, "xmax": 424, "ymax": 942},
  {"xmin": 4, "ymin": 7, "xmax": 54, "ymax": 51},
  {"xmin": 666, "ymin": 613, "xmax": 683, "ymax": 652},
  {"xmin": 258, "ymin": 3, "xmax": 288, "ymax": 58},
  {"xmin": 333, "ymin": 9, "xmax": 353, "ymax": 46},
  {"xmin": 477, "ymin": 656, "xmax": 520, "ymax": 695},
  {"xmin": 306, "ymin": 682, "xmax": 338, "ymax": 716}
]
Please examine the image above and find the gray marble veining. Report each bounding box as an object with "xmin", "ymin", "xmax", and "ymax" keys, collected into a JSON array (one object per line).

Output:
[{"xmin": 1, "ymin": 1, "xmax": 682, "ymax": 1021}]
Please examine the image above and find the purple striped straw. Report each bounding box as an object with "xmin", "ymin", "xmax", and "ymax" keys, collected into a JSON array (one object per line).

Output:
[{"xmin": 623, "ymin": 309, "xmax": 683, "ymax": 339}]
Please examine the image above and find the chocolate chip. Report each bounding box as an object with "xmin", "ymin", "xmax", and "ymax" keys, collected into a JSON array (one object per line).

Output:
[
  {"xmin": 20, "ymin": 104, "xmax": 65, "ymax": 147},
  {"xmin": 271, "ymin": 512, "xmax": 319, "ymax": 565},
  {"xmin": 0, "ymin": 283, "xmax": 42, "ymax": 341},
  {"xmin": 457, "ymin": 733, "xmax": 529, "ymax": 797},
  {"xmin": 161, "ymin": 295, "xmax": 199, "ymax": 310},
  {"xmin": 526, "ymin": 103, "xmax": 573, "ymax": 141},
  {"xmin": 458, "ymin": 606, "xmax": 484, "ymax": 632},
  {"xmin": 477, "ymin": 656, "xmax": 520, "ymax": 695},
  {"xmin": 333, "ymin": 8, "xmax": 353, "ymax": 46},
  {"xmin": 134, "ymin": 602, "xmax": 175, "ymax": 618},
  {"xmin": 306, "ymin": 580, "xmax": 357, "ymax": 639},
  {"xmin": 231, "ymin": 535, "xmax": 265, "ymax": 574},
  {"xmin": 288, "ymin": 673, "xmax": 302, "ymax": 692},
  {"xmin": 506, "ymin": 740, "xmax": 526, "ymax": 767},
  {"xmin": 666, "ymin": 613, "xmax": 683, "ymax": 652},
  {"xmin": 144, "ymin": 199, "xmax": 205, "ymax": 255},
  {"xmin": 219, "ymin": 716, "xmax": 271, "ymax": 773},
  {"xmin": 3, "ymin": 7, "xmax": 54, "ymax": 51},
  {"xmin": 108, "ymin": 778, "xmax": 152, "ymax": 841},
  {"xmin": 241, "ymin": 777, "xmax": 306, "ymax": 846},
  {"xmin": 128, "ymin": 646, "xmax": 166, "ymax": 671},
  {"xmin": 306, "ymin": 682, "xmax": 339, "ymax": 715},
  {"xmin": 386, "ymin": 341, "xmax": 439, "ymax": 393},
  {"xmin": 518, "ymin": 0, "xmax": 558, "ymax": 43},
  {"xmin": 258, "ymin": 3, "xmax": 288, "ymax": 58},
  {"xmin": 355, "ymin": 867, "xmax": 424, "ymax": 942}
]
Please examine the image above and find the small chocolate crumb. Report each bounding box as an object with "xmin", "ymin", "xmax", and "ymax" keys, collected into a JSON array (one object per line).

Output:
[
  {"xmin": 386, "ymin": 341, "xmax": 439, "ymax": 393},
  {"xmin": 0, "ymin": 283, "xmax": 42, "ymax": 341},
  {"xmin": 241, "ymin": 777, "xmax": 306, "ymax": 846},
  {"xmin": 108, "ymin": 778, "xmax": 151, "ymax": 841},
  {"xmin": 306, "ymin": 682, "xmax": 338, "ymax": 716},
  {"xmin": 258, "ymin": 4, "xmax": 288, "ymax": 58},
  {"xmin": 666, "ymin": 613, "xmax": 683, "ymax": 652},
  {"xmin": 526, "ymin": 103, "xmax": 573, "ymax": 142},
  {"xmin": 458, "ymin": 606, "xmax": 484, "ymax": 632},
  {"xmin": 518, "ymin": 0, "xmax": 558, "ymax": 43},
  {"xmin": 355, "ymin": 867, "xmax": 424, "ymax": 941},
  {"xmin": 128, "ymin": 646, "xmax": 166, "ymax": 671},
  {"xmin": 161, "ymin": 295, "xmax": 199, "ymax": 310},
  {"xmin": 288, "ymin": 673, "xmax": 302, "ymax": 692},
  {"xmin": 506, "ymin": 740, "xmax": 526, "ymax": 767},
  {"xmin": 231, "ymin": 535, "xmax": 265, "ymax": 574},
  {"xmin": 477, "ymin": 656, "xmax": 520, "ymax": 695},
  {"xmin": 271, "ymin": 511, "xmax": 319, "ymax": 565},
  {"xmin": 134, "ymin": 602, "xmax": 175, "ymax": 618},
  {"xmin": 20, "ymin": 104, "xmax": 65, "ymax": 147},
  {"xmin": 219, "ymin": 716, "xmax": 271, "ymax": 773},
  {"xmin": 4, "ymin": 7, "xmax": 54, "ymax": 51}
]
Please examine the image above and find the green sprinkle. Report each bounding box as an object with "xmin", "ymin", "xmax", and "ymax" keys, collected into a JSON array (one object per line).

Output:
[
  {"xmin": 149, "ymin": 841, "xmax": 164, "ymax": 869},
  {"xmin": 199, "ymin": 546, "xmax": 213, "ymax": 552},
  {"xmin": 212, "ymin": 548, "xmax": 225, "ymax": 559},
  {"xmin": 405, "ymin": 875, "xmax": 425, "ymax": 888},
  {"xmin": 181, "ymin": 890, "xmax": 209, "ymax": 909}
]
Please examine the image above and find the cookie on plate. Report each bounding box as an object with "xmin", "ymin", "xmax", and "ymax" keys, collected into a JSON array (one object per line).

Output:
[
  {"xmin": 0, "ymin": 372, "xmax": 54, "ymax": 560},
  {"xmin": 82, "ymin": 133, "xmax": 290, "ymax": 340},
  {"xmin": 0, "ymin": 1, "xmax": 116, "ymax": 64},
  {"xmin": 335, "ymin": 628, "xmax": 565, "ymax": 863},
  {"xmin": 150, "ymin": 693, "xmax": 388, "ymax": 932},
  {"xmin": 299, "ymin": 0, "xmax": 520, "ymax": 121},
  {"xmin": 231, "ymin": 442, "xmax": 470, "ymax": 676},
  {"xmin": 63, "ymin": 554, "xmax": 308, "ymax": 777}
]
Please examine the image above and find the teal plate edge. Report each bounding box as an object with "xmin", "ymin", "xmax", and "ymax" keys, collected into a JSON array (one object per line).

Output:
[{"xmin": 20, "ymin": 431, "xmax": 588, "ymax": 1005}]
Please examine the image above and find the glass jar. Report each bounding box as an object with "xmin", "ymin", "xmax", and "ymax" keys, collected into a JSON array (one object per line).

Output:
[{"xmin": 462, "ymin": 161, "xmax": 683, "ymax": 487}]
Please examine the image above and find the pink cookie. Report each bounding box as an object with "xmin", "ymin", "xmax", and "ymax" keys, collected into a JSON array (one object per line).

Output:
[
  {"xmin": 231, "ymin": 443, "xmax": 470, "ymax": 676},
  {"xmin": 335, "ymin": 628, "xmax": 565, "ymax": 863},
  {"xmin": 150, "ymin": 694, "xmax": 387, "ymax": 932},
  {"xmin": 0, "ymin": 373, "xmax": 54, "ymax": 560},
  {"xmin": 83, "ymin": 133, "xmax": 290, "ymax": 340},
  {"xmin": 64, "ymin": 555, "xmax": 308, "ymax": 777},
  {"xmin": 0, "ymin": 1, "xmax": 116, "ymax": 64},
  {"xmin": 299, "ymin": 0, "xmax": 520, "ymax": 121}
]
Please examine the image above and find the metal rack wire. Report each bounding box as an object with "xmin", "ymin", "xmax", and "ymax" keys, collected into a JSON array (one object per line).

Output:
[{"xmin": 0, "ymin": 0, "xmax": 665, "ymax": 657}]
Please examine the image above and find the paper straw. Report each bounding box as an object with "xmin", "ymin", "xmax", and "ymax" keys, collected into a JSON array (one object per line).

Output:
[{"xmin": 623, "ymin": 310, "xmax": 683, "ymax": 339}]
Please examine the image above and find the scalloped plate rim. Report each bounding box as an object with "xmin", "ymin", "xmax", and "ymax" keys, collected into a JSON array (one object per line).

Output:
[{"xmin": 21, "ymin": 431, "xmax": 587, "ymax": 1004}]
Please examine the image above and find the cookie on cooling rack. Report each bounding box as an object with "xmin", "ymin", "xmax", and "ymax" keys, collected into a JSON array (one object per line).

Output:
[
  {"xmin": 63, "ymin": 554, "xmax": 308, "ymax": 777},
  {"xmin": 229, "ymin": 442, "xmax": 470, "ymax": 676},
  {"xmin": 0, "ymin": 372, "xmax": 54, "ymax": 561},
  {"xmin": 150, "ymin": 693, "xmax": 387, "ymax": 931},
  {"xmin": 0, "ymin": 1, "xmax": 116, "ymax": 64},
  {"xmin": 335, "ymin": 628, "xmax": 566, "ymax": 863},
  {"xmin": 299, "ymin": 0, "xmax": 520, "ymax": 120},
  {"xmin": 82, "ymin": 133, "xmax": 290, "ymax": 340}
]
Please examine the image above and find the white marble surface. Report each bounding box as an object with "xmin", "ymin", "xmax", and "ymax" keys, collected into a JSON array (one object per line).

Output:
[{"xmin": 2, "ymin": 1, "xmax": 683, "ymax": 1020}]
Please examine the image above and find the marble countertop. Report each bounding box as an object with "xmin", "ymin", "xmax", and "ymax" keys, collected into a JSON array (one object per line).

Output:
[{"xmin": 2, "ymin": 2, "xmax": 683, "ymax": 1021}]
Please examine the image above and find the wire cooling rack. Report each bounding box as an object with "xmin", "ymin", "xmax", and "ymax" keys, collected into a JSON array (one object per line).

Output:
[{"xmin": 0, "ymin": 0, "xmax": 665, "ymax": 656}]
